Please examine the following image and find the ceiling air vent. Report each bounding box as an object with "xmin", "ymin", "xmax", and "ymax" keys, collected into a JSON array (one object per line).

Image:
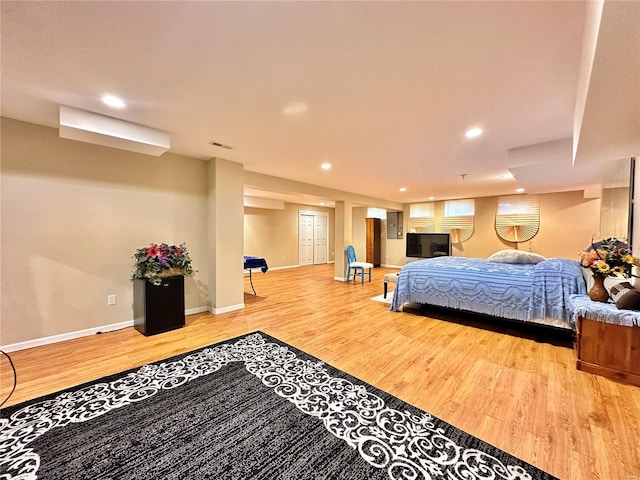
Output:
[{"xmin": 209, "ymin": 140, "xmax": 233, "ymax": 150}]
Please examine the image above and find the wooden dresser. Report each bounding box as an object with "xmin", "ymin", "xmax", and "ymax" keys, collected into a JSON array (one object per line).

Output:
[{"xmin": 573, "ymin": 296, "xmax": 640, "ymax": 386}]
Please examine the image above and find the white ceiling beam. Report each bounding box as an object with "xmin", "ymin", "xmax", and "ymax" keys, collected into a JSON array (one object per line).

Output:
[
  {"xmin": 243, "ymin": 196, "xmax": 285, "ymax": 210},
  {"xmin": 573, "ymin": 0, "xmax": 640, "ymax": 165},
  {"xmin": 59, "ymin": 105, "xmax": 170, "ymax": 156}
]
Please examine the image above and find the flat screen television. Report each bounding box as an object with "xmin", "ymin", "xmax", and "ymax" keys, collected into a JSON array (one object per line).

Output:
[{"xmin": 406, "ymin": 233, "xmax": 451, "ymax": 258}]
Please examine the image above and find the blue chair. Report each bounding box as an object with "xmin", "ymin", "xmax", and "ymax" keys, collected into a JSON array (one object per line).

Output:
[{"xmin": 346, "ymin": 245, "xmax": 374, "ymax": 284}]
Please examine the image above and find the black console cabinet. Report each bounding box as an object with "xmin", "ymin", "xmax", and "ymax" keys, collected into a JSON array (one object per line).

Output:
[{"xmin": 133, "ymin": 275, "xmax": 185, "ymax": 336}]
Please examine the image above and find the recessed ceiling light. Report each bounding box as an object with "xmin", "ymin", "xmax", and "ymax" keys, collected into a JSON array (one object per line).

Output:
[
  {"xmin": 282, "ymin": 102, "xmax": 309, "ymax": 116},
  {"xmin": 464, "ymin": 127, "xmax": 483, "ymax": 138},
  {"xmin": 320, "ymin": 202, "xmax": 325, "ymax": 206},
  {"xmin": 428, "ymin": 196, "xmax": 434, "ymax": 200},
  {"xmin": 515, "ymin": 187, "xmax": 525, "ymax": 193},
  {"xmin": 399, "ymin": 187, "xmax": 407, "ymax": 192},
  {"xmin": 102, "ymin": 95, "xmax": 126, "ymax": 108},
  {"xmin": 321, "ymin": 162, "xmax": 331, "ymax": 170}
]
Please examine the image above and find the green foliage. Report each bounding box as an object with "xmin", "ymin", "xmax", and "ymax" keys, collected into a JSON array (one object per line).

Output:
[{"xmin": 131, "ymin": 243, "xmax": 194, "ymax": 286}]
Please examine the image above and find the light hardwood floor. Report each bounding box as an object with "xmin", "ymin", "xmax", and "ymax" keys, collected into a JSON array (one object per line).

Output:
[{"xmin": 1, "ymin": 264, "xmax": 639, "ymax": 479}]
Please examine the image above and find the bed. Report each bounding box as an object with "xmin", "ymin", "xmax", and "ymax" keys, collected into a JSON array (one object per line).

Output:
[{"xmin": 390, "ymin": 255, "xmax": 587, "ymax": 330}]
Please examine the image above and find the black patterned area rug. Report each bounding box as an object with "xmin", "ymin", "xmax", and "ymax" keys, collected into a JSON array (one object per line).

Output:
[{"xmin": 1, "ymin": 332, "xmax": 557, "ymax": 480}]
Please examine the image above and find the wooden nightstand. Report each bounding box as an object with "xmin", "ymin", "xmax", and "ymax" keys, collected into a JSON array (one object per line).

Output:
[{"xmin": 572, "ymin": 295, "xmax": 640, "ymax": 386}]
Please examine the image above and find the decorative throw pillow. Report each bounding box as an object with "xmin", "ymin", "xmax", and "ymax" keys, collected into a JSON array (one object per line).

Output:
[
  {"xmin": 609, "ymin": 282, "xmax": 640, "ymax": 311},
  {"xmin": 487, "ymin": 249, "xmax": 546, "ymax": 264}
]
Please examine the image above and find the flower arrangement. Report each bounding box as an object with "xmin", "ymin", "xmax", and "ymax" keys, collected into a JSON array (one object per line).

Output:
[
  {"xmin": 131, "ymin": 243, "xmax": 194, "ymax": 286},
  {"xmin": 579, "ymin": 237, "xmax": 638, "ymax": 278}
]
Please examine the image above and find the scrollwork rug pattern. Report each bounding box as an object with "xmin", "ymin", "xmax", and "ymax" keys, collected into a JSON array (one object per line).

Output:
[{"xmin": 0, "ymin": 332, "xmax": 557, "ymax": 479}]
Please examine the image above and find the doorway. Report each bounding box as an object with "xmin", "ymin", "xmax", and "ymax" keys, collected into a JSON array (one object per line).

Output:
[{"xmin": 299, "ymin": 211, "xmax": 329, "ymax": 266}]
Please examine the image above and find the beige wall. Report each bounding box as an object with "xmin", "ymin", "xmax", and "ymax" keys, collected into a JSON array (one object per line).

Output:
[
  {"xmin": 600, "ymin": 186, "xmax": 630, "ymax": 242},
  {"xmin": 0, "ymin": 116, "xmax": 616, "ymax": 347},
  {"xmin": 242, "ymin": 190, "xmax": 604, "ymax": 274},
  {"xmin": 208, "ymin": 158, "xmax": 245, "ymax": 311},
  {"xmin": 242, "ymin": 205, "xmax": 391, "ymax": 273},
  {"xmin": 352, "ymin": 207, "xmax": 368, "ymax": 260},
  {"xmin": 244, "ymin": 203, "xmax": 335, "ymax": 267},
  {"xmin": 402, "ymin": 191, "xmax": 601, "ymax": 263},
  {"xmin": 243, "ymin": 172, "xmax": 404, "ymax": 280},
  {"xmin": 1, "ymin": 118, "xmax": 210, "ymax": 345},
  {"xmin": 385, "ymin": 234, "xmax": 407, "ymax": 267},
  {"xmin": 532, "ymin": 191, "xmax": 602, "ymax": 258}
]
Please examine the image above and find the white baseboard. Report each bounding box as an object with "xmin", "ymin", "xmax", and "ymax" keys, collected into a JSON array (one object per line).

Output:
[
  {"xmin": 1, "ymin": 319, "xmax": 135, "ymax": 353},
  {"xmin": 268, "ymin": 264, "xmax": 299, "ymax": 271},
  {"xmin": 381, "ymin": 264, "xmax": 404, "ymax": 269},
  {"xmin": 269, "ymin": 261, "xmax": 334, "ymax": 271},
  {"xmin": 185, "ymin": 306, "xmax": 209, "ymax": 315},
  {"xmin": 334, "ymin": 276, "xmax": 347, "ymax": 282},
  {"xmin": 1, "ymin": 305, "xmax": 212, "ymax": 353},
  {"xmin": 210, "ymin": 303, "xmax": 245, "ymax": 314}
]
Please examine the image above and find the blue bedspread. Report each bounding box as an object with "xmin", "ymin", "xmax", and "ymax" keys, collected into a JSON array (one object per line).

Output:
[{"xmin": 390, "ymin": 257, "xmax": 586, "ymax": 326}]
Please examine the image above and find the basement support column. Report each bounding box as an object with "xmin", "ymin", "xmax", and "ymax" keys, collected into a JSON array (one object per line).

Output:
[
  {"xmin": 334, "ymin": 200, "xmax": 353, "ymax": 281},
  {"xmin": 206, "ymin": 158, "xmax": 245, "ymax": 313}
]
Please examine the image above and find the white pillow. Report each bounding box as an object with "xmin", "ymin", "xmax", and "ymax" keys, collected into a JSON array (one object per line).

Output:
[{"xmin": 487, "ymin": 249, "xmax": 546, "ymax": 264}]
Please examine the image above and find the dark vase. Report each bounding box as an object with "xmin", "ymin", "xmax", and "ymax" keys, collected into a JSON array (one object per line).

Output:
[
  {"xmin": 588, "ymin": 273, "xmax": 609, "ymax": 302},
  {"xmin": 133, "ymin": 275, "xmax": 185, "ymax": 335}
]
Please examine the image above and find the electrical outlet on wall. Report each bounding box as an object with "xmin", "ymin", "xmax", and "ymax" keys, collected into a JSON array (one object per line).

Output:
[{"xmin": 107, "ymin": 294, "xmax": 116, "ymax": 305}]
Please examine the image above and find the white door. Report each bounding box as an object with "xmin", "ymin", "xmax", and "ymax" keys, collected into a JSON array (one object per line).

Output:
[
  {"xmin": 299, "ymin": 214, "xmax": 314, "ymax": 266},
  {"xmin": 313, "ymin": 215, "xmax": 328, "ymax": 264},
  {"xmin": 299, "ymin": 211, "xmax": 329, "ymax": 266}
]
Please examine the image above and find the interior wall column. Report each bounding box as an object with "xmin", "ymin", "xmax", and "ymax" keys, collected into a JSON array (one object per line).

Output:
[
  {"xmin": 334, "ymin": 200, "xmax": 353, "ymax": 281},
  {"xmin": 206, "ymin": 158, "xmax": 245, "ymax": 312}
]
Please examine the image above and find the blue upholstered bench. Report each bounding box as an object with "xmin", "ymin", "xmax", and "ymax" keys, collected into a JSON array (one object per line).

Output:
[{"xmin": 570, "ymin": 294, "xmax": 640, "ymax": 327}]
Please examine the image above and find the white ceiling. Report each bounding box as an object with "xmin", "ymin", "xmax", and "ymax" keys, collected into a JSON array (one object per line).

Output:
[{"xmin": 1, "ymin": 1, "xmax": 638, "ymax": 206}]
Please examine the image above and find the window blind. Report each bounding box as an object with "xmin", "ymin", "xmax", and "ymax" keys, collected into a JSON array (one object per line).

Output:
[
  {"xmin": 444, "ymin": 199, "xmax": 475, "ymax": 216},
  {"xmin": 408, "ymin": 203, "xmax": 435, "ymax": 233},
  {"xmin": 495, "ymin": 195, "xmax": 540, "ymax": 242},
  {"xmin": 441, "ymin": 199, "xmax": 475, "ymax": 242},
  {"xmin": 366, "ymin": 208, "xmax": 387, "ymax": 219}
]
